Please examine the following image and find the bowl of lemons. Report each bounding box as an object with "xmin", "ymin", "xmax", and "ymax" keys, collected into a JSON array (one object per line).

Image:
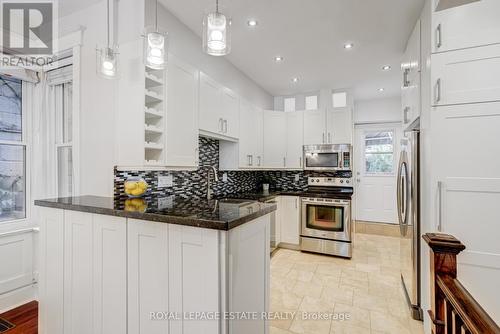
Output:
[{"xmin": 124, "ymin": 177, "xmax": 149, "ymax": 198}]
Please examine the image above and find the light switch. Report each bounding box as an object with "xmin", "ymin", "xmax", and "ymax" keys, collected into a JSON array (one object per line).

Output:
[
  {"xmin": 158, "ymin": 196, "xmax": 174, "ymax": 210},
  {"xmin": 158, "ymin": 174, "xmax": 173, "ymax": 188},
  {"xmin": 294, "ymin": 174, "xmax": 300, "ymax": 182},
  {"xmin": 222, "ymin": 173, "xmax": 228, "ymax": 182}
]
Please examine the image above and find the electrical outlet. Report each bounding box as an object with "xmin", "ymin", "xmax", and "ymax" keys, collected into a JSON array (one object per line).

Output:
[
  {"xmin": 294, "ymin": 174, "xmax": 300, "ymax": 182},
  {"xmin": 158, "ymin": 174, "xmax": 173, "ymax": 188},
  {"xmin": 222, "ymin": 173, "xmax": 228, "ymax": 182},
  {"xmin": 158, "ymin": 196, "xmax": 174, "ymax": 210}
]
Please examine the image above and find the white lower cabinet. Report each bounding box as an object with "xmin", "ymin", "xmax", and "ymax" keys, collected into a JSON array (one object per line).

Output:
[{"xmin": 279, "ymin": 196, "xmax": 301, "ymax": 246}]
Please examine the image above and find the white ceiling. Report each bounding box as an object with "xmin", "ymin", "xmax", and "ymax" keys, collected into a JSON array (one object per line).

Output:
[{"xmin": 159, "ymin": 0, "xmax": 424, "ymax": 100}]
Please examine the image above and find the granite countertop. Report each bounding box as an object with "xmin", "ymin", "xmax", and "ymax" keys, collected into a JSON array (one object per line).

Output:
[{"xmin": 34, "ymin": 195, "xmax": 277, "ymax": 231}]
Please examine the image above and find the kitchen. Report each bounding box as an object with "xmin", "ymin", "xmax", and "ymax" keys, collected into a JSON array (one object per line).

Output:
[{"xmin": 0, "ymin": 0, "xmax": 499, "ymax": 334}]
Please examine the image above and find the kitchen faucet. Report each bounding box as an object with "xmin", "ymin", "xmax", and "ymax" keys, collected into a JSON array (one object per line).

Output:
[{"xmin": 206, "ymin": 166, "xmax": 219, "ymax": 200}]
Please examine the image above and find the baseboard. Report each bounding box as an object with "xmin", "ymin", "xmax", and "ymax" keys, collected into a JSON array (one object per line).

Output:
[
  {"xmin": 277, "ymin": 242, "xmax": 301, "ymax": 251},
  {"xmin": 355, "ymin": 220, "xmax": 401, "ymax": 237},
  {"xmin": 0, "ymin": 284, "xmax": 38, "ymax": 314}
]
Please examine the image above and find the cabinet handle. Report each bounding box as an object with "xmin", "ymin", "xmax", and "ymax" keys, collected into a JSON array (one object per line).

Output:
[
  {"xmin": 283, "ymin": 157, "xmax": 286, "ymax": 167},
  {"xmin": 295, "ymin": 198, "xmax": 298, "ymax": 209},
  {"xmin": 247, "ymin": 155, "xmax": 252, "ymax": 166},
  {"xmin": 299, "ymin": 157, "xmax": 302, "ymax": 168},
  {"xmin": 328, "ymin": 132, "xmax": 331, "ymax": 143},
  {"xmin": 322, "ymin": 133, "xmax": 325, "ymax": 144},
  {"xmin": 435, "ymin": 24, "xmax": 442, "ymax": 49},
  {"xmin": 403, "ymin": 106, "xmax": 410, "ymax": 123},
  {"xmin": 437, "ymin": 181, "xmax": 443, "ymax": 231},
  {"xmin": 223, "ymin": 119, "xmax": 228, "ymax": 133},
  {"xmin": 219, "ymin": 118, "xmax": 223, "ymax": 132},
  {"xmin": 403, "ymin": 68, "xmax": 410, "ymax": 88},
  {"xmin": 434, "ymin": 78, "xmax": 442, "ymax": 104},
  {"xmin": 257, "ymin": 156, "xmax": 261, "ymax": 166}
]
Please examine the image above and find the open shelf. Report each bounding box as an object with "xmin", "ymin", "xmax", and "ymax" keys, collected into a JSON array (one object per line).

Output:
[{"xmin": 144, "ymin": 65, "xmax": 166, "ymax": 165}]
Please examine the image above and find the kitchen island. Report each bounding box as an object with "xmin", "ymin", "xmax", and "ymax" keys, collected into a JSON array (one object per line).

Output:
[{"xmin": 35, "ymin": 195, "xmax": 276, "ymax": 334}]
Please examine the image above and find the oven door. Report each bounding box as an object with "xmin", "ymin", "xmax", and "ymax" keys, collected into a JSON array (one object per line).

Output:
[{"xmin": 301, "ymin": 198, "xmax": 351, "ymax": 242}]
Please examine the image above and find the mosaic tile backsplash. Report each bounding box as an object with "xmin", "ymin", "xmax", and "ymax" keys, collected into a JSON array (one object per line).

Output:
[{"xmin": 114, "ymin": 137, "xmax": 345, "ymax": 200}]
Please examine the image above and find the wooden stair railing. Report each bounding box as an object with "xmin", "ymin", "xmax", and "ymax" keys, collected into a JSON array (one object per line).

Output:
[{"xmin": 423, "ymin": 233, "xmax": 500, "ymax": 334}]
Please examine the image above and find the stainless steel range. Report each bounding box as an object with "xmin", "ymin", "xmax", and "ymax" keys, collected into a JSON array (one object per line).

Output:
[{"xmin": 300, "ymin": 177, "xmax": 353, "ymax": 258}]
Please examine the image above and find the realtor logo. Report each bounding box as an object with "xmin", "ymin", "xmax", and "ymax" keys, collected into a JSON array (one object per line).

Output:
[{"xmin": 1, "ymin": 0, "xmax": 55, "ymax": 55}]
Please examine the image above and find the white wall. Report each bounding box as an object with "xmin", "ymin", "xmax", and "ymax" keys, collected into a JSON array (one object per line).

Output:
[
  {"xmin": 354, "ymin": 97, "xmax": 402, "ymax": 124},
  {"xmin": 145, "ymin": 0, "xmax": 273, "ymax": 110}
]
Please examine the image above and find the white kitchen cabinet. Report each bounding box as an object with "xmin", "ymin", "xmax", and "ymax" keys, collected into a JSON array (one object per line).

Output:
[
  {"xmin": 401, "ymin": 20, "xmax": 421, "ymax": 127},
  {"xmin": 326, "ymin": 108, "xmax": 353, "ymax": 144},
  {"xmin": 199, "ymin": 72, "xmax": 240, "ymax": 140},
  {"xmin": 127, "ymin": 219, "xmax": 169, "ymax": 334},
  {"xmin": 432, "ymin": 0, "xmax": 500, "ymax": 53},
  {"xmin": 432, "ymin": 44, "xmax": 500, "ymax": 106},
  {"xmin": 254, "ymin": 108, "xmax": 264, "ymax": 168},
  {"xmin": 166, "ymin": 55, "xmax": 199, "ymax": 167},
  {"xmin": 280, "ymin": 196, "xmax": 301, "ymax": 246},
  {"xmin": 221, "ymin": 88, "xmax": 240, "ymax": 138},
  {"xmin": 286, "ymin": 110, "xmax": 304, "ymax": 169},
  {"xmin": 263, "ymin": 110, "xmax": 287, "ymax": 168},
  {"xmin": 303, "ymin": 109, "xmax": 327, "ymax": 145},
  {"xmin": 199, "ymin": 73, "xmax": 221, "ymax": 134}
]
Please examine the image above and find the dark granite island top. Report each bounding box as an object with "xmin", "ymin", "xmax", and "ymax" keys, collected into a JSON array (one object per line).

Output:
[{"xmin": 34, "ymin": 195, "xmax": 276, "ymax": 230}]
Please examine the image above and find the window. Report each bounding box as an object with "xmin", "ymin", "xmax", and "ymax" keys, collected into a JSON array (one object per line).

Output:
[
  {"xmin": 284, "ymin": 97, "xmax": 296, "ymax": 112},
  {"xmin": 0, "ymin": 75, "xmax": 25, "ymax": 222},
  {"xmin": 305, "ymin": 95, "xmax": 318, "ymax": 110},
  {"xmin": 55, "ymin": 82, "xmax": 73, "ymax": 197},
  {"xmin": 332, "ymin": 92, "xmax": 347, "ymax": 108},
  {"xmin": 364, "ymin": 130, "xmax": 394, "ymax": 174}
]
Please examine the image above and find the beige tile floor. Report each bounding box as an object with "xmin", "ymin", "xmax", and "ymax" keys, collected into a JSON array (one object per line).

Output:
[{"xmin": 270, "ymin": 233, "xmax": 425, "ymax": 334}]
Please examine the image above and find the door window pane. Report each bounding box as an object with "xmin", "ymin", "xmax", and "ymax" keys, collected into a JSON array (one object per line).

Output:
[
  {"xmin": 0, "ymin": 76, "xmax": 22, "ymax": 141},
  {"xmin": 364, "ymin": 131, "xmax": 394, "ymax": 174},
  {"xmin": 0, "ymin": 144, "xmax": 25, "ymax": 221}
]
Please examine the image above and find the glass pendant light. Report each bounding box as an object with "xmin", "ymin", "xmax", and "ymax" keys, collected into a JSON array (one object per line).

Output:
[
  {"xmin": 202, "ymin": 0, "xmax": 231, "ymax": 56},
  {"xmin": 97, "ymin": 0, "xmax": 118, "ymax": 78},
  {"xmin": 144, "ymin": 0, "xmax": 167, "ymax": 69}
]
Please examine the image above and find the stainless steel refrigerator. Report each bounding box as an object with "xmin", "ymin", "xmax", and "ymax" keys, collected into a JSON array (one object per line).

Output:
[{"xmin": 397, "ymin": 129, "xmax": 423, "ymax": 321}]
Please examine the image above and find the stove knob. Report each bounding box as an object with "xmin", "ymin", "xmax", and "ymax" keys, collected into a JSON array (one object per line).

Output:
[
  {"xmin": 340, "ymin": 180, "xmax": 344, "ymax": 183},
  {"xmin": 346, "ymin": 180, "xmax": 350, "ymax": 184}
]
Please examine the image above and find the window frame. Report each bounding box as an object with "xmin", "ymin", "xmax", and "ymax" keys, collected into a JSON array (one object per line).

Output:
[
  {"xmin": 362, "ymin": 128, "xmax": 396, "ymax": 177},
  {"xmin": 0, "ymin": 78, "xmax": 31, "ymax": 226}
]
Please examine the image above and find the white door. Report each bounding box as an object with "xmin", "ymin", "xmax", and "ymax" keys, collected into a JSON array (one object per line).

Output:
[
  {"xmin": 263, "ymin": 110, "xmax": 287, "ymax": 168},
  {"xmin": 286, "ymin": 110, "xmax": 304, "ymax": 168},
  {"xmin": 199, "ymin": 73, "xmax": 221, "ymax": 134},
  {"xmin": 432, "ymin": 0, "xmax": 500, "ymax": 53},
  {"xmin": 220, "ymin": 88, "xmax": 239, "ymax": 139},
  {"xmin": 354, "ymin": 125, "xmax": 401, "ymax": 224},
  {"xmin": 166, "ymin": 55, "xmax": 199, "ymax": 167},
  {"xmin": 303, "ymin": 109, "xmax": 326, "ymax": 145}
]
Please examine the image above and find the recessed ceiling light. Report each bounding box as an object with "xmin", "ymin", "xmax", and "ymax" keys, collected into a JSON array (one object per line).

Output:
[
  {"xmin": 344, "ymin": 43, "xmax": 354, "ymax": 49},
  {"xmin": 292, "ymin": 77, "xmax": 299, "ymax": 83},
  {"xmin": 274, "ymin": 56, "xmax": 284, "ymax": 62},
  {"xmin": 378, "ymin": 88, "xmax": 385, "ymax": 92},
  {"xmin": 247, "ymin": 19, "xmax": 258, "ymax": 27},
  {"xmin": 382, "ymin": 65, "xmax": 391, "ymax": 71}
]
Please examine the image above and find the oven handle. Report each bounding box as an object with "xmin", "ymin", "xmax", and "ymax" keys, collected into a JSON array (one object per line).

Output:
[{"xmin": 300, "ymin": 198, "xmax": 350, "ymax": 207}]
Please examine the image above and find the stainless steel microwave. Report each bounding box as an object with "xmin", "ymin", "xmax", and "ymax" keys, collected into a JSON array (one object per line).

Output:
[{"xmin": 303, "ymin": 144, "xmax": 352, "ymax": 171}]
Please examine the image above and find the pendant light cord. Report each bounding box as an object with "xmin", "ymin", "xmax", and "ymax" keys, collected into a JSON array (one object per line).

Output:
[
  {"xmin": 106, "ymin": 0, "xmax": 110, "ymax": 48},
  {"xmin": 216, "ymin": 0, "xmax": 219, "ymax": 13},
  {"xmin": 155, "ymin": 0, "xmax": 158, "ymax": 32}
]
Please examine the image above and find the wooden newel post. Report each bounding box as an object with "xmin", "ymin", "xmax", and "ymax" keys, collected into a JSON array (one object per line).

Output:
[{"xmin": 423, "ymin": 233, "xmax": 466, "ymax": 334}]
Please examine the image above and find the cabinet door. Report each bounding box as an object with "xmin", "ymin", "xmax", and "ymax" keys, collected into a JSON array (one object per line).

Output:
[
  {"xmin": 432, "ymin": 44, "xmax": 500, "ymax": 106},
  {"xmin": 92, "ymin": 215, "xmax": 127, "ymax": 334},
  {"xmin": 127, "ymin": 219, "xmax": 169, "ymax": 334},
  {"xmin": 239, "ymin": 100, "xmax": 254, "ymax": 167},
  {"xmin": 254, "ymin": 107, "xmax": 264, "ymax": 168},
  {"xmin": 303, "ymin": 109, "xmax": 327, "ymax": 145},
  {"xmin": 280, "ymin": 196, "xmax": 301, "ymax": 245},
  {"xmin": 402, "ymin": 20, "xmax": 421, "ymax": 126},
  {"xmin": 263, "ymin": 111, "xmax": 287, "ymax": 168},
  {"xmin": 199, "ymin": 73, "xmax": 222, "ymax": 134},
  {"xmin": 168, "ymin": 225, "xmax": 220, "ymax": 333},
  {"xmin": 166, "ymin": 55, "xmax": 200, "ymax": 167},
  {"xmin": 432, "ymin": 0, "xmax": 500, "ymax": 53},
  {"xmin": 38, "ymin": 208, "xmax": 64, "ymax": 334},
  {"xmin": 63, "ymin": 211, "xmax": 93, "ymax": 334},
  {"xmin": 326, "ymin": 108, "xmax": 352, "ymax": 144},
  {"xmin": 221, "ymin": 88, "xmax": 239, "ymax": 139},
  {"xmin": 286, "ymin": 111, "xmax": 304, "ymax": 169}
]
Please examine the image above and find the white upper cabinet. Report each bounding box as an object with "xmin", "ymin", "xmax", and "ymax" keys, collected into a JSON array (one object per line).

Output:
[
  {"xmin": 199, "ymin": 72, "xmax": 240, "ymax": 140},
  {"xmin": 432, "ymin": 44, "xmax": 500, "ymax": 106},
  {"xmin": 253, "ymin": 107, "xmax": 264, "ymax": 168},
  {"xmin": 286, "ymin": 111, "xmax": 304, "ymax": 169},
  {"xmin": 166, "ymin": 55, "xmax": 199, "ymax": 167},
  {"xmin": 238, "ymin": 99, "xmax": 255, "ymax": 167},
  {"xmin": 199, "ymin": 73, "xmax": 222, "ymax": 134},
  {"xmin": 327, "ymin": 108, "xmax": 352, "ymax": 144},
  {"xmin": 402, "ymin": 20, "xmax": 421, "ymax": 126},
  {"xmin": 263, "ymin": 111, "xmax": 287, "ymax": 168},
  {"xmin": 432, "ymin": 0, "xmax": 500, "ymax": 53},
  {"xmin": 220, "ymin": 88, "xmax": 239, "ymax": 138},
  {"xmin": 303, "ymin": 109, "xmax": 327, "ymax": 145}
]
